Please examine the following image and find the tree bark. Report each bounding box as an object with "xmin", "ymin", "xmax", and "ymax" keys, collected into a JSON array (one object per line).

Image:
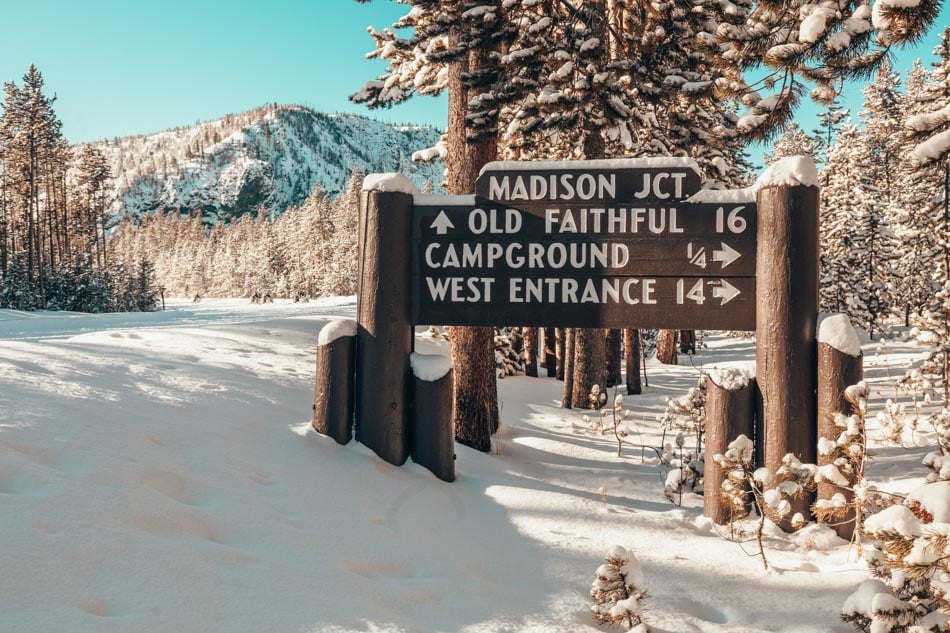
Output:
[
  {"xmin": 555, "ymin": 328, "xmax": 566, "ymax": 380},
  {"xmin": 678, "ymin": 330, "xmax": 696, "ymax": 355},
  {"xmin": 523, "ymin": 327, "xmax": 539, "ymax": 377},
  {"xmin": 605, "ymin": 328, "xmax": 622, "ymax": 387},
  {"xmin": 570, "ymin": 121, "xmax": 608, "ymax": 406},
  {"xmin": 624, "ymin": 328, "xmax": 641, "ymax": 395},
  {"xmin": 446, "ymin": 38, "xmax": 499, "ymax": 452},
  {"xmin": 562, "ymin": 329, "xmax": 575, "ymax": 408},
  {"xmin": 656, "ymin": 329, "xmax": 678, "ymax": 365},
  {"xmin": 543, "ymin": 326, "xmax": 557, "ymax": 378}
]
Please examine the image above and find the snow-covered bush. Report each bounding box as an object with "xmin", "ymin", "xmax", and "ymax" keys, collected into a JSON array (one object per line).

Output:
[
  {"xmin": 841, "ymin": 481, "xmax": 950, "ymax": 633},
  {"xmin": 590, "ymin": 545, "xmax": 649, "ymax": 631},
  {"xmin": 583, "ymin": 388, "xmax": 634, "ymax": 458},
  {"xmin": 657, "ymin": 377, "xmax": 706, "ymax": 451},
  {"xmin": 494, "ymin": 327, "xmax": 525, "ymax": 378},
  {"xmin": 813, "ymin": 383, "xmax": 871, "ymax": 540},
  {"xmin": 714, "ymin": 435, "xmax": 817, "ymax": 569}
]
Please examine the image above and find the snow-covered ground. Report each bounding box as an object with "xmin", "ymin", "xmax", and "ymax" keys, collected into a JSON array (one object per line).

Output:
[{"xmin": 0, "ymin": 299, "xmax": 936, "ymax": 632}]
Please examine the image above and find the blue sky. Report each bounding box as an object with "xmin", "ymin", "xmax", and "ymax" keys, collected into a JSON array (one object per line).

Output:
[{"xmin": 1, "ymin": 0, "xmax": 947, "ymax": 165}]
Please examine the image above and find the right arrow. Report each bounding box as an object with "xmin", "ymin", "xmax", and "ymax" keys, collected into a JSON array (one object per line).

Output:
[
  {"xmin": 712, "ymin": 279, "xmax": 741, "ymax": 305},
  {"xmin": 712, "ymin": 242, "xmax": 741, "ymax": 268},
  {"xmin": 430, "ymin": 210, "xmax": 455, "ymax": 235}
]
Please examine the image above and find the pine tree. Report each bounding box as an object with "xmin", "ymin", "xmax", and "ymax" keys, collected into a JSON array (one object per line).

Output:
[
  {"xmin": 717, "ymin": 1, "xmax": 941, "ymax": 143},
  {"xmin": 765, "ymin": 122, "xmax": 816, "ymax": 165},
  {"xmin": 590, "ymin": 545, "xmax": 649, "ymax": 631}
]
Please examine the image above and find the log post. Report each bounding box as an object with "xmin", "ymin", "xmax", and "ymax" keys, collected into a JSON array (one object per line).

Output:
[
  {"xmin": 409, "ymin": 353, "xmax": 456, "ymax": 482},
  {"xmin": 313, "ymin": 320, "xmax": 356, "ymax": 445},
  {"xmin": 817, "ymin": 313, "xmax": 863, "ymax": 540},
  {"xmin": 356, "ymin": 184, "xmax": 414, "ymax": 466},
  {"xmin": 755, "ymin": 183, "xmax": 819, "ymax": 529},
  {"xmin": 624, "ymin": 328, "xmax": 641, "ymax": 395},
  {"xmin": 524, "ymin": 327, "xmax": 539, "ymax": 377},
  {"xmin": 704, "ymin": 372, "xmax": 755, "ymax": 525},
  {"xmin": 544, "ymin": 327, "xmax": 557, "ymax": 378}
]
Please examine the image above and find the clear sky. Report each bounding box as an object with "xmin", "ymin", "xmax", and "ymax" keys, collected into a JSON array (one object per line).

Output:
[{"xmin": 1, "ymin": 0, "xmax": 947, "ymax": 165}]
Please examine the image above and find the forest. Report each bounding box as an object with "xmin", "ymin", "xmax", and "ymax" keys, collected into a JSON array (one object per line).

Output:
[{"xmin": 0, "ymin": 66, "xmax": 160, "ymax": 312}]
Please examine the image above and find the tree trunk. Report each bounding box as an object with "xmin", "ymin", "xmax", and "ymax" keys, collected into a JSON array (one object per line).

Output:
[
  {"xmin": 605, "ymin": 328, "xmax": 622, "ymax": 387},
  {"xmin": 656, "ymin": 329, "xmax": 678, "ymax": 365},
  {"xmin": 555, "ymin": 328, "xmax": 566, "ymax": 380},
  {"xmin": 446, "ymin": 38, "xmax": 499, "ymax": 452},
  {"xmin": 562, "ymin": 328, "xmax": 576, "ymax": 408},
  {"xmin": 543, "ymin": 326, "xmax": 557, "ymax": 378},
  {"xmin": 524, "ymin": 327, "xmax": 539, "ymax": 377},
  {"xmin": 570, "ymin": 123, "xmax": 608, "ymax": 406},
  {"xmin": 624, "ymin": 328, "xmax": 641, "ymax": 395},
  {"xmin": 678, "ymin": 330, "xmax": 696, "ymax": 355}
]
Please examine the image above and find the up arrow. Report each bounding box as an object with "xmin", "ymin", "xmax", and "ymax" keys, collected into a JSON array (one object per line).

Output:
[
  {"xmin": 430, "ymin": 211, "xmax": 455, "ymax": 235},
  {"xmin": 712, "ymin": 242, "xmax": 741, "ymax": 268},
  {"xmin": 712, "ymin": 280, "xmax": 741, "ymax": 305}
]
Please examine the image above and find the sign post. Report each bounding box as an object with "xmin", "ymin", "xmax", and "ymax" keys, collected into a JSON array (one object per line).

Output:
[{"xmin": 346, "ymin": 157, "xmax": 823, "ymax": 523}]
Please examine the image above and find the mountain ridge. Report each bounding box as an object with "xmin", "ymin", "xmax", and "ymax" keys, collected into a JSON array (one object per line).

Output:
[{"xmin": 86, "ymin": 104, "xmax": 444, "ymax": 224}]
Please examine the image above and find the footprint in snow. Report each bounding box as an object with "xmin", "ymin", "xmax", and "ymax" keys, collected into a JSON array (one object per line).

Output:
[
  {"xmin": 139, "ymin": 469, "xmax": 208, "ymax": 507},
  {"xmin": 76, "ymin": 599, "xmax": 127, "ymax": 618},
  {"xmin": 677, "ymin": 598, "xmax": 729, "ymax": 626},
  {"xmin": 0, "ymin": 463, "xmax": 52, "ymax": 496},
  {"xmin": 126, "ymin": 511, "xmax": 222, "ymax": 544}
]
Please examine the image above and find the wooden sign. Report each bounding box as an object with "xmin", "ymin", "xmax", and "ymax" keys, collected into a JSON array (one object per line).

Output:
[{"xmin": 411, "ymin": 161, "xmax": 756, "ymax": 330}]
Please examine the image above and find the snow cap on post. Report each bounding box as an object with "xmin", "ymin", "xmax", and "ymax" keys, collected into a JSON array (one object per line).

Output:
[
  {"xmin": 318, "ymin": 318, "xmax": 357, "ymax": 346},
  {"xmin": 817, "ymin": 313, "xmax": 862, "ymax": 357},
  {"xmin": 361, "ymin": 173, "xmax": 421, "ymax": 195},
  {"xmin": 410, "ymin": 353, "xmax": 452, "ymax": 382},
  {"xmin": 708, "ymin": 365, "xmax": 754, "ymax": 391},
  {"xmin": 754, "ymin": 155, "xmax": 818, "ymax": 190}
]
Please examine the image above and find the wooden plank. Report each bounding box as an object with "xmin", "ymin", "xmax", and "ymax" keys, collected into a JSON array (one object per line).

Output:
[
  {"xmin": 413, "ymin": 236, "xmax": 756, "ymax": 278},
  {"xmin": 412, "ymin": 275, "xmax": 755, "ymax": 330},
  {"xmin": 413, "ymin": 201, "xmax": 757, "ymax": 242},
  {"xmin": 475, "ymin": 164, "xmax": 702, "ymax": 203}
]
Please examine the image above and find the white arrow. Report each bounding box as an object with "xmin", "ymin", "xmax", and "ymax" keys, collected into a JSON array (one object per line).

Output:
[
  {"xmin": 712, "ymin": 279, "xmax": 741, "ymax": 305},
  {"xmin": 430, "ymin": 210, "xmax": 455, "ymax": 235},
  {"xmin": 711, "ymin": 242, "xmax": 741, "ymax": 268}
]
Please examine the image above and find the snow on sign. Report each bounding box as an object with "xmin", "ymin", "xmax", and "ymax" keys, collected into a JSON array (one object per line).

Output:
[{"xmin": 411, "ymin": 159, "xmax": 757, "ymax": 330}]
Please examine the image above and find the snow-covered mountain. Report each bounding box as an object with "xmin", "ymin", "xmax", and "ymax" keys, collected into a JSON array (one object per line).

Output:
[{"xmin": 87, "ymin": 105, "xmax": 444, "ymax": 224}]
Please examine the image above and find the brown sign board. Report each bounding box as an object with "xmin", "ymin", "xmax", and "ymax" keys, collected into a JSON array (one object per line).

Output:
[
  {"xmin": 410, "ymin": 161, "xmax": 756, "ymax": 330},
  {"xmin": 475, "ymin": 163, "xmax": 703, "ymax": 203},
  {"xmin": 412, "ymin": 202, "xmax": 757, "ymax": 277},
  {"xmin": 412, "ymin": 275, "xmax": 755, "ymax": 330}
]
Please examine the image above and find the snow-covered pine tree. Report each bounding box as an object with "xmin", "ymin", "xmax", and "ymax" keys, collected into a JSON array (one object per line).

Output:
[
  {"xmin": 820, "ymin": 125, "xmax": 870, "ymax": 320},
  {"xmin": 590, "ymin": 545, "xmax": 649, "ymax": 631},
  {"xmin": 716, "ymin": 0, "xmax": 941, "ymax": 144},
  {"xmin": 884, "ymin": 60, "xmax": 938, "ymax": 325},
  {"xmin": 811, "ymin": 97, "xmax": 850, "ymax": 167},
  {"xmin": 900, "ymin": 30, "xmax": 950, "ymax": 458},
  {"xmin": 765, "ymin": 122, "xmax": 816, "ymax": 165},
  {"xmin": 841, "ymin": 482, "xmax": 949, "ymax": 633},
  {"xmin": 854, "ymin": 61, "xmax": 906, "ymax": 336}
]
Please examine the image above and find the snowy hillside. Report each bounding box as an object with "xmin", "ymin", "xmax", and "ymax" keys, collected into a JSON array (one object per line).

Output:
[
  {"xmin": 85, "ymin": 105, "xmax": 444, "ymax": 224},
  {"xmin": 0, "ymin": 299, "xmax": 943, "ymax": 632}
]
